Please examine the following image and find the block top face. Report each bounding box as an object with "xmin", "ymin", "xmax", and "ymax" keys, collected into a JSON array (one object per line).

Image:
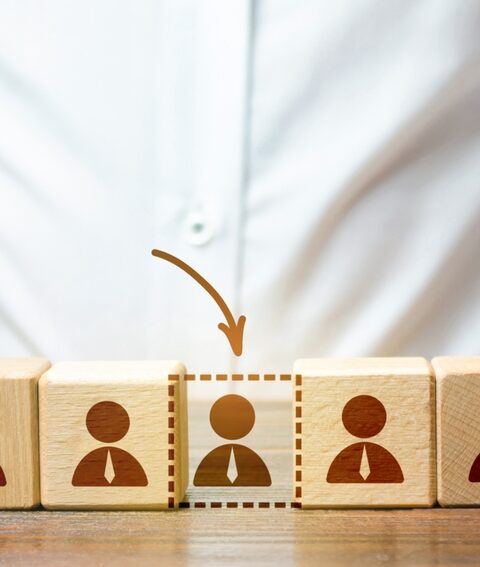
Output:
[
  {"xmin": 41, "ymin": 361, "xmax": 186, "ymax": 385},
  {"xmin": 294, "ymin": 357, "xmax": 432, "ymax": 378},
  {"xmin": 0, "ymin": 357, "xmax": 50, "ymax": 380},
  {"xmin": 432, "ymin": 357, "xmax": 480, "ymax": 379}
]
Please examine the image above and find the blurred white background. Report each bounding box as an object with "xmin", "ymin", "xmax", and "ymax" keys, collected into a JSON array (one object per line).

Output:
[{"xmin": 1, "ymin": 0, "xmax": 480, "ymax": 397}]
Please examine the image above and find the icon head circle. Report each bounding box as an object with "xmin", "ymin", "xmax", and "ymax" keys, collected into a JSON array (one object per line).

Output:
[
  {"xmin": 209, "ymin": 394, "xmax": 255, "ymax": 440},
  {"xmin": 341, "ymin": 395, "xmax": 387, "ymax": 438},
  {"xmin": 86, "ymin": 401, "xmax": 130, "ymax": 443}
]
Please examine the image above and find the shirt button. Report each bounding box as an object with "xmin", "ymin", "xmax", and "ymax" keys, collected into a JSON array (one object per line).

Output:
[{"xmin": 182, "ymin": 210, "xmax": 214, "ymax": 246}]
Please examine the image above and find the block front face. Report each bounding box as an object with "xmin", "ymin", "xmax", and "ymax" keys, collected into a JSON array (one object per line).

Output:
[
  {"xmin": 434, "ymin": 357, "xmax": 480, "ymax": 506},
  {"xmin": 295, "ymin": 358, "xmax": 435, "ymax": 508},
  {"xmin": 0, "ymin": 357, "xmax": 51, "ymax": 509},
  {"xmin": 39, "ymin": 361, "xmax": 187, "ymax": 509}
]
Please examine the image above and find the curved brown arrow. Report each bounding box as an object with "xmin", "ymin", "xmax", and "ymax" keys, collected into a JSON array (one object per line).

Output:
[{"xmin": 151, "ymin": 249, "xmax": 246, "ymax": 356}]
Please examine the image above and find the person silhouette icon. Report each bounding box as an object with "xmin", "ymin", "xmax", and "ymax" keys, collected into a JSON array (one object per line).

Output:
[
  {"xmin": 193, "ymin": 394, "xmax": 271, "ymax": 486},
  {"xmin": 72, "ymin": 401, "xmax": 148, "ymax": 487},
  {"xmin": 468, "ymin": 453, "xmax": 480, "ymax": 482},
  {"xmin": 327, "ymin": 395, "xmax": 404, "ymax": 483}
]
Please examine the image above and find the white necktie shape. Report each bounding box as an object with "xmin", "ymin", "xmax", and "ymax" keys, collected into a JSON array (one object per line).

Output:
[
  {"xmin": 104, "ymin": 449, "xmax": 116, "ymax": 484},
  {"xmin": 359, "ymin": 444, "xmax": 371, "ymax": 481},
  {"xmin": 226, "ymin": 446, "xmax": 238, "ymax": 484}
]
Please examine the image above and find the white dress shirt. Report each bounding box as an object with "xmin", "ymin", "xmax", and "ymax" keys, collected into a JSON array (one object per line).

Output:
[{"xmin": 1, "ymin": 1, "xmax": 480, "ymax": 397}]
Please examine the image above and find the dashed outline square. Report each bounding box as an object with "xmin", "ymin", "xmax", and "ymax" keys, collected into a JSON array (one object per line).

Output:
[{"xmin": 167, "ymin": 373, "xmax": 302, "ymax": 510}]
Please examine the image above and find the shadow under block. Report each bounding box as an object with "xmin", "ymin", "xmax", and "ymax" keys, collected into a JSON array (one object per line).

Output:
[
  {"xmin": 433, "ymin": 357, "xmax": 480, "ymax": 507},
  {"xmin": 39, "ymin": 361, "xmax": 188, "ymax": 510},
  {"xmin": 294, "ymin": 358, "xmax": 436, "ymax": 508},
  {"xmin": 0, "ymin": 357, "xmax": 51, "ymax": 509}
]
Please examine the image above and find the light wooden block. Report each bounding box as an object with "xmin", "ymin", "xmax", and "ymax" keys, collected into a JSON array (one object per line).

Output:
[
  {"xmin": 0, "ymin": 357, "xmax": 51, "ymax": 509},
  {"xmin": 433, "ymin": 357, "xmax": 480, "ymax": 506},
  {"xmin": 39, "ymin": 361, "xmax": 188, "ymax": 509},
  {"xmin": 294, "ymin": 358, "xmax": 435, "ymax": 508}
]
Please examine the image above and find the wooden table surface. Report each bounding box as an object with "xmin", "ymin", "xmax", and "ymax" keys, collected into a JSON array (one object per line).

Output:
[{"xmin": 0, "ymin": 401, "xmax": 479, "ymax": 566}]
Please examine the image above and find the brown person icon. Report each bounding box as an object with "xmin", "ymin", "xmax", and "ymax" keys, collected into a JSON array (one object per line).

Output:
[
  {"xmin": 193, "ymin": 394, "xmax": 271, "ymax": 486},
  {"xmin": 327, "ymin": 395, "xmax": 404, "ymax": 483},
  {"xmin": 468, "ymin": 453, "xmax": 480, "ymax": 482},
  {"xmin": 72, "ymin": 401, "xmax": 148, "ymax": 487},
  {"xmin": 0, "ymin": 466, "xmax": 5, "ymax": 487}
]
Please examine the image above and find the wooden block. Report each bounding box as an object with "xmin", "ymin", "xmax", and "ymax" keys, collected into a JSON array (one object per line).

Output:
[
  {"xmin": 39, "ymin": 361, "xmax": 188, "ymax": 509},
  {"xmin": 0, "ymin": 357, "xmax": 51, "ymax": 509},
  {"xmin": 294, "ymin": 358, "xmax": 435, "ymax": 508},
  {"xmin": 433, "ymin": 356, "xmax": 480, "ymax": 506}
]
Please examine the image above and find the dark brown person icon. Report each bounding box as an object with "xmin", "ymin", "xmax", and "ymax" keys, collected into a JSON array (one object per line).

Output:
[
  {"xmin": 0, "ymin": 466, "xmax": 5, "ymax": 487},
  {"xmin": 327, "ymin": 395, "xmax": 404, "ymax": 483},
  {"xmin": 468, "ymin": 454, "xmax": 480, "ymax": 482},
  {"xmin": 193, "ymin": 394, "xmax": 271, "ymax": 486},
  {"xmin": 72, "ymin": 401, "xmax": 148, "ymax": 487}
]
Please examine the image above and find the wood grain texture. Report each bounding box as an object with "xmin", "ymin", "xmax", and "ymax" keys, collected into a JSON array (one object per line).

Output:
[
  {"xmin": 39, "ymin": 361, "xmax": 187, "ymax": 509},
  {"xmin": 0, "ymin": 357, "xmax": 51, "ymax": 509},
  {"xmin": 176, "ymin": 372, "xmax": 189, "ymax": 504},
  {"xmin": 433, "ymin": 356, "xmax": 480, "ymax": 506},
  {"xmin": 294, "ymin": 358, "xmax": 436, "ymax": 508},
  {"xmin": 1, "ymin": 508, "xmax": 480, "ymax": 567}
]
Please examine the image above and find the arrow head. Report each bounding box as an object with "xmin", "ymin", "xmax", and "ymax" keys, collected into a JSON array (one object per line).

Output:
[{"xmin": 218, "ymin": 315, "xmax": 246, "ymax": 357}]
